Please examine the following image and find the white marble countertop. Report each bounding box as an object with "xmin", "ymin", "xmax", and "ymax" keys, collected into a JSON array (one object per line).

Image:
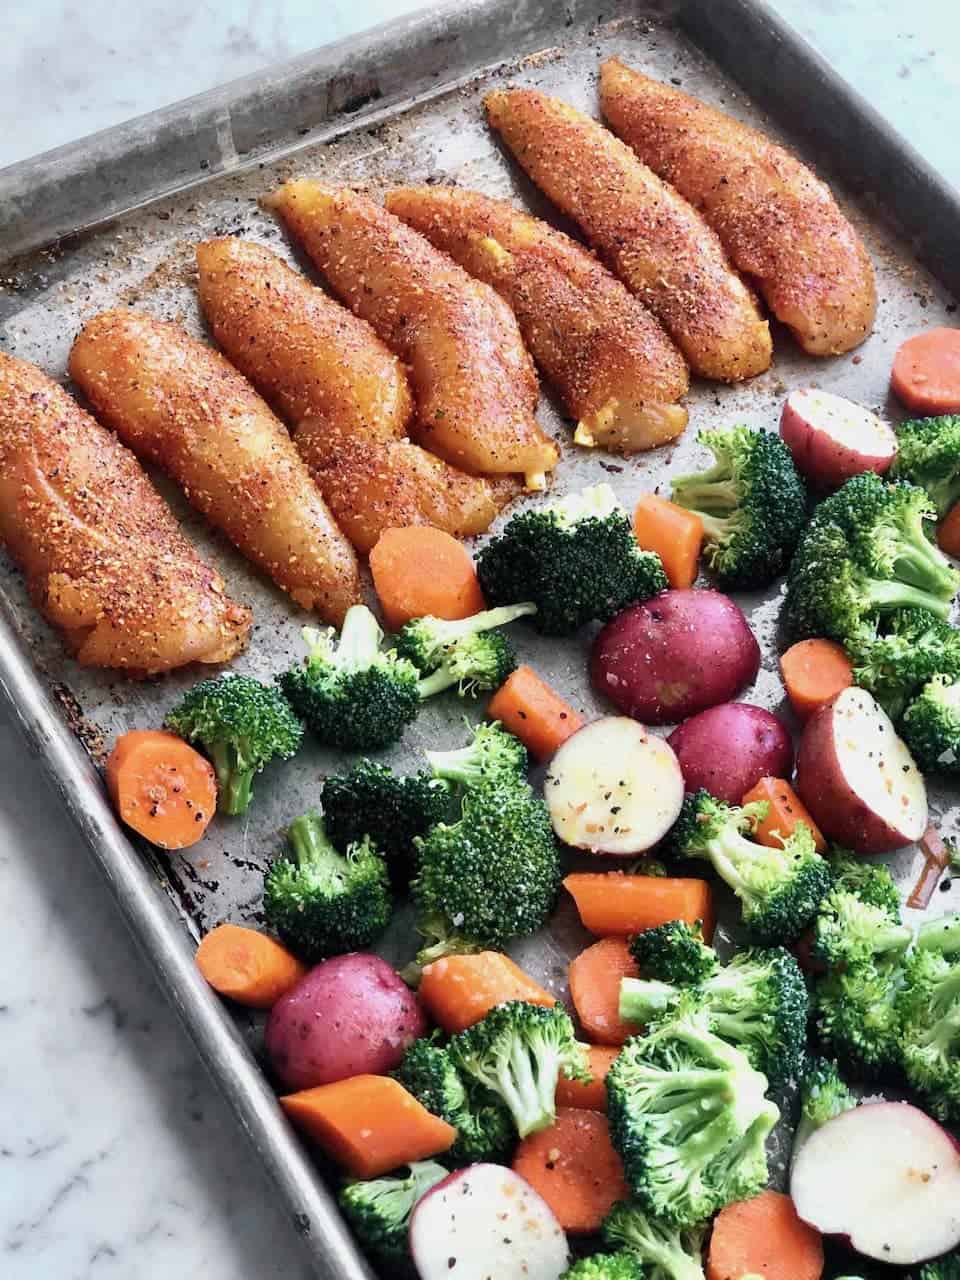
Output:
[{"xmin": 1, "ymin": 2, "xmax": 957, "ymax": 1277}]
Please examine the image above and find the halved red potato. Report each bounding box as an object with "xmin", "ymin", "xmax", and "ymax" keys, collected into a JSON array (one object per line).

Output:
[
  {"xmin": 779, "ymin": 389, "xmax": 897, "ymax": 490},
  {"xmin": 795, "ymin": 686, "xmax": 928, "ymax": 854}
]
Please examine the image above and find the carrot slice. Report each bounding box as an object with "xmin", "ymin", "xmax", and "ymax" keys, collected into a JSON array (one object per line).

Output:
[
  {"xmin": 706, "ymin": 1190, "xmax": 824, "ymax": 1280},
  {"xmin": 512, "ymin": 1108, "xmax": 629, "ymax": 1234},
  {"xmin": 280, "ymin": 1075, "xmax": 456, "ymax": 1178},
  {"xmin": 780, "ymin": 638, "xmax": 853, "ymax": 720},
  {"xmin": 419, "ymin": 951, "xmax": 556, "ymax": 1034},
  {"xmin": 939, "ymin": 502, "xmax": 960, "ymax": 559},
  {"xmin": 891, "ymin": 328, "xmax": 960, "ymax": 415},
  {"xmin": 195, "ymin": 923, "xmax": 306, "ymax": 1008},
  {"xmin": 106, "ymin": 728, "xmax": 217, "ymax": 850},
  {"xmin": 556, "ymin": 1046, "xmax": 619, "ymax": 1112},
  {"xmin": 633, "ymin": 493, "xmax": 703, "ymax": 589},
  {"xmin": 369, "ymin": 526, "xmax": 485, "ymax": 631},
  {"xmin": 742, "ymin": 777, "xmax": 826, "ymax": 854},
  {"xmin": 487, "ymin": 665, "xmax": 584, "ymax": 762},
  {"xmin": 563, "ymin": 872, "xmax": 715, "ymax": 942},
  {"xmin": 568, "ymin": 938, "xmax": 640, "ymax": 1046}
]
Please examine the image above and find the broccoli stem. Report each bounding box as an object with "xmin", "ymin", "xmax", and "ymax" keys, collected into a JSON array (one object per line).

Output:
[
  {"xmin": 416, "ymin": 666, "xmax": 460, "ymax": 700},
  {"xmin": 672, "ymin": 475, "xmax": 740, "ymax": 514},
  {"xmin": 287, "ymin": 812, "xmax": 340, "ymax": 872},
  {"xmin": 209, "ymin": 740, "xmax": 255, "ymax": 816},
  {"xmin": 917, "ymin": 914, "xmax": 960, "ymax": 955},
  {"xmin": 619, "ymin": 977, "xmax": 680, "ymax": 1024},
  {"xmin": 335, "ymin": 605, "xmax": 385, "ymax": 672},
  {"xmin": 863, "ymin": 578, "xmax": 954, "ymax": 619},
  {"xmin": 429, "ymin": 602, "xmax": 538, "ymax": 645}
]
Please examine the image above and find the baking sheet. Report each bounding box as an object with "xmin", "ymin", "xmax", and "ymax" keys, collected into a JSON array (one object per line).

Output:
[{"xmin": 1, "ymin": 1, "xmax": 958, "ymax": 1275}]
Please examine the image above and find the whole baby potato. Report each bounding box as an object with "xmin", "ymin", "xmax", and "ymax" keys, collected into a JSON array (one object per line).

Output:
[
  {"xmin": 590, "ymin": 589, "xmax": 761, "ymax": 725},
  {"xmin": 265, "ymin": 952, "xmax": 426, "ymax": 1091}
]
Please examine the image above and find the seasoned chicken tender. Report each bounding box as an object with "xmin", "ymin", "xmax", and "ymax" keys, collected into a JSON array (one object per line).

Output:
[
  {"xmin": 267, "ymin": 180, "xmax": 559, "ymax": 486},
  {"xmin": 69, "ymin": 310, "xmax": 361, "ymax": 625},
  {"xmin": 599, "ymin": 59, "xmax": 877, "ymax": 356},
  {"xmin": 195, "ymin": 237, "xmax": 511, "ymax": 553},
  {"xmin": 484, "ymin": 88, "xmax": 771, "ymax": 383},
  {"xmin": 0, "ymin": 352, "xmax": 251, "ymax": 672},
  {"xmin": 386, "ymin": 185, "xmax": 689, "ymax": 453}
]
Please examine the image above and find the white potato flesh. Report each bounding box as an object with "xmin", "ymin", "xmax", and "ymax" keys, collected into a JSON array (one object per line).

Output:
[
  {"xmin": 786, "ymin": 389, "xmax": 895, "ymax": 455},
  {"xmin": 409, "ymin": 1164, "xmax": 570, "ymax": 1280},
  {"xmin": 791, "ymin": 1102, "xmax": 960, "ymax": 1265},
  {"xmin": 544, "ymin": 716, "xmax": 684, "ymax": 854}
]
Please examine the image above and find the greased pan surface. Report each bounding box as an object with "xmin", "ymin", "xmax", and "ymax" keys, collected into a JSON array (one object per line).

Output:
[{"xmin": 0, "ymin": 2, "xmax": 958, "ymax": 1275}]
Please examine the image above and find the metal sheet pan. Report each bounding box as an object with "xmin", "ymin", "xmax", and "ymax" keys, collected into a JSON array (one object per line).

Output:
[{"xmin": 1, "ymin": 1, "xmax": 958, "ymax": 1275}]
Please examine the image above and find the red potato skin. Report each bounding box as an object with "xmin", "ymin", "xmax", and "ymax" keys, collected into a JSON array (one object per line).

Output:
[
  {"xmin": 265, "ymin": 953, "xmax": 427, "ymax": 1091},
  {"xmin": 668, "ymin": 703, "xmax": 794, "ymax": 804},
  {"xmin": 590, "ymin": 589, "xmax": 761, "ymax": 725},
  {"xmin": 795, "ymin": 696, "xmax": 913, "ymax": 855},
  {"xmin": 780, "ymin": 394, "xmax": 895, "ymax": 491}
]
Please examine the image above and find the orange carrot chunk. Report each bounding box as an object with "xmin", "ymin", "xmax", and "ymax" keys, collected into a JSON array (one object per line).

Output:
[
  {"xmin": 487, "ymin": 665, "xmax": 584, "ymax": 762},
  {"xmin": 563, "ymin": 872, "xmax": 715, "ymax": 942},
  {"xmin": 780, "ymin": 638, "xmax": 853, "ymax": 720},
  {"xmin": 891, "ymin": 328, "xmax": 960, "ymax": 415},
  {"xmin": 106, "ymin": 728, "xmax": 217, "ymax": 850},
  {"xmin": 370, "ymin": 526, "xmax": 485, "ymax": 631},
  {"xmin": 568, "ymin": 937, "xmax": 640, "ymax": 1046},
  {"xmin": 280, "ymin": 1075, "xmax": 456, "ymax": 1178},
  {"xmin": 939, "ymin": 502, "xmax": 960, "ymax": 559},
  {"xmin": 419, "ymin": 951, "xmax": 556, "ymax": 1034},
  {"xmin": 196, "ymin": 923, "xmax": 306, "ymax": 1009},
  {"xmin": 706, "ymin": 1189, "xmax": 824, "ymax": 1280},
  {"xmin": 742, "ymin": 777, "xmax": 827, "ymax": 854},
  {"xmin": 633, "ymin": 493, "xmax": 703, "ymax": 589},
  {"xmin": 556, "ymin": 1046, "xmax": 619, "ymax": 1112},
  {"xmin": 512, "ymin": 1108, "xmax": 629, "ymax": 1234}
]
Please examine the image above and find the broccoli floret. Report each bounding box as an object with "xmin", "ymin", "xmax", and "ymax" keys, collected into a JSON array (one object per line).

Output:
[
  {"xmin": 417, "ymin": 630, "xmax": 518, "ymax": 698},
  {"xmin": 619, "ymin": 947, "xmax": 807, "ymax": 1087},
  {"xmin": 278, "ymin": 605, "xmax": 420, "ymax": 750},
  {"xmin": 476, "ymin": 484, "xmax": 668, "ymax": 635},
  {"xmin": 338, "ymin": 1159, "xmax": 447, "ymax": 1277},
  {"xmin": 449, "ymin": 1001, "xmax": 589, "ymax": 1138},
  {"xmin": 670, "ymin": 425, "xmax": 808, "ymax": 589},
  {"xmin": 793, "ymin": 1057, "xmax": 858, "ymax": 1158},
  {"xmin": 668, "ymin": 790, "xmax": 831, "ymax": 944},
  {"xmin": 320, "ymin": 759, "xmax": 450, "ymax": 888},
  {"xmin": 561, "ymin": 1253, "xmax": 645, "ymax": 1280},
  {"xmin": 891, "ymin": 415, "xmax": 960, "ymax": 518},
  {"xmin": 846, "ymin": 609, "xmax": 960, "ymax": 720},
  {"xmin": 396, "ymin": 602, "xmax": 536, "ymax": 699},
  {"xmin": 426, "ymin": 720, "xmax": 529, "ymax": 791},
  {"xmin": 812, "ymin": 888, "xmax": 912, "ymax": 968},
  {"xmin": 916, "ymin": 1253, "xmax": 960, "ymax": 1280},
  {"xmin": 393, "ymin": 1033, "xmax": 514, "ymax": 1165},
  {"xmin": 606, "ymin": 1002, "xmax": 779, "ymax": 1225},
  {"xmin": 263, "ymin": 812, "xmax": 391, "ymax": 961},
  {"xmin": 602, "ymin": 1202, "xmax": 707, "ymax": 1280},
  {"xmin": 897, "ymin": 947, "xmax": 960, "ymax": 1123},
  {"xmin": 165, "ymin": 674, "xmax": 303, "ymax": 815},
  {"xmin": 814, "ymin": 957, "xmax": 902, "ymax": 1078},
  {"xmin": 411, "ymin": 783, "xmax": 560, "ymax": 965},
  {"xmin": 828, "ymin": 847, "xmax": 903, "ymax": 920},
  {"xmin": 902, "ymin": 674, "xmax": 960, "ymax": 773},
  {"xmin": 629, "ymin": 921, "xmax": 718, "ymax": 986}
]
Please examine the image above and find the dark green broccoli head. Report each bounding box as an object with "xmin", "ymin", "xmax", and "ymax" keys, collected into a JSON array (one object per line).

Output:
[
  {"xmin": 814, "ymin": 957, "xmax": 902, "ymax": 1079},
  {"xmin": 320, "ymin": 759, "xmax": 450, "ymax": 888},
  {"xmin": 629, "ymin": 921, "xmax": 718, "ymax": 986},
  {"xmin": 846, "ymin": 608, "xmax": 960, "ymax": 720},
  {"xmin": 395, "ymin": 602, "xmax": 536, "ymax": 672},
  {"xmin": 476, "ymin": 484, "xmax": 668, "ymax": 635},
  {"xmin": 561, "ymin": 1251, "xmax": 645, "ymax": 1280},
  {"xmin": 669, "ymin": 791, "xmax": 831, "ymax": 944},
  {"xmin": 278, "ymin": 606, "xmax": 420, "ymax": 750},
  {"xmin": 449, "ymin": 1000, "xmax": 589, "ymax": 1138},
  {"xmin": 902, "ymin": 674, "xmax": 960, "ymax": 773},
  {"xmin": 165, "ymin": 674, "xmax": 303, "ymax": 815},
  {"xmin": 263, "ymin": 812, "xmax": 391, "ymax": 962},
  {"xmin": 891, "ymin": 414, "xmax": 960, "ymax": 518},
  {"xmin": 393, "ymin": 1033, "xmax": 514, "ymax": 1165},
  {"xmin": 897, "ymin": 948, "xmax": 960, "ymax": 1123},
  {"xmin": 671, "ymin": 425, "xmax": 808, "ymax": 589},
  {"xmin": 606, "ymin": 1003, "xmax": 778, "ymax": 1225},
  {"xmin": 426, "ymin": 720, "xmax": 528, "ymax": 792},
  {"xmin": 827, "ymin": 847, "xmax": 903, "ymax": 921},
  {"xmin": 411, "ymin": 783, "xmax": 560, "ymax": 963},
  {"xmin": 338, "ymin": 1159, "xmax": 447, "ymax": 1276},
  {"xmin": 602, "ymin": 1202, "xmax": 707, "ymax": 1279},
  {"xmin": 813, "ymin": 888, "xmax": 912, "ymax": 968}
]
